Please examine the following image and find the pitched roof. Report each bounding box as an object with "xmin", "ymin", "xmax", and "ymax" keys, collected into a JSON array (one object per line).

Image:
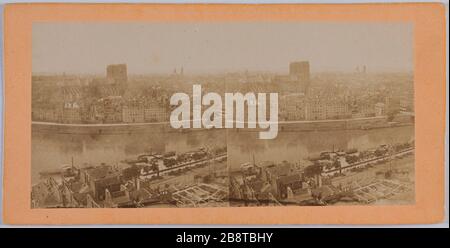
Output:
[
  {"xmin": 265, "ymin": 163, "xmax": 292, "ymax": 177},
  {"xmin": 73, "ymin": 192, "xmax": 90, "ymax": 206},
  {"xmin": 86, "ymin": 165, "xmax": 113, "ymax": 180},
  {"xmin": 43, "ymin": 192, "xmax": 61, "ymax": 207},
  {"xmin": 95, "ymin": 174, "xmax": 122, "ymax": 187},
  {"xmin": 130, "ymin": 188, "xmax": 151, "ymax": 201},
  {"xmin": 70, "ymin": 181, "xmax": 84, "ymax": 193},
  {"xmin": 277, "ymin": 174, "xmax": 302, "ymax": 185},
  {"xmin": 111, "ymin": 190, "xmax": 130, "ymax": 205},
  {"xmin": 311, "ymin": 186, "xmax": 337, "ymax": 198}
]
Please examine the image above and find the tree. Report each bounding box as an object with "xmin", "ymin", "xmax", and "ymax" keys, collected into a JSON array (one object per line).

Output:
[
  {"xmin": 122, "ymin": 165, "xmax": 140, "ymax": 181},
  {"xmin": 151, "ymin": 162, "xmax": 160, "ymax": 178},
  {"xmin": 304, "ymin": 165, "xmax": 322, "ymax": 178},
  {"xmin": 332, "ymin": 160, "xmax": 341, "ymax": 173}
]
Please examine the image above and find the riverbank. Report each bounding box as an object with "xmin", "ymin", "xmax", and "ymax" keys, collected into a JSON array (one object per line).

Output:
[{"xmin": 32, "ymin": 114, "xmax": 414, "ymax": 134}]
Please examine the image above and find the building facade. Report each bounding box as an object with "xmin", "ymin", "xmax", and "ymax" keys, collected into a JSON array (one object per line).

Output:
[
  {"xmin": 122, "ymin": 99, "xmax": 145, "ymax": 123},
  {"xmin": 279, "ymin": 93, "xmax": 307, "ymax": 121},
  {"xmin": 144, "ymin": 101, "xmax": 168, "ymax": 122}
]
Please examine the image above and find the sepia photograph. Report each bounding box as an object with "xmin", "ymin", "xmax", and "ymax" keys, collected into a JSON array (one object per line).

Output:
[{"xmin": 31, "ymin": 22, "xmax": 415, "ymax": 209}]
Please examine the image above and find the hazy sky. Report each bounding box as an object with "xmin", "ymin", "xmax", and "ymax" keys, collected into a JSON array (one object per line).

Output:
[{"xmin": 33, "ymin": 22, "xmax": 413, "ymax": 75}]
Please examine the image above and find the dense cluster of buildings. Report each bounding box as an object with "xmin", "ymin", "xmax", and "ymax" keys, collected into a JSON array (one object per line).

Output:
[
  {"xmin": 32, "ymin": 64, "xmax": 170, "ymax": 124},
  {"xmin": 229, "ymin": 160, "xmax": 327, "ymax": 206},
  {"xmin": 32, "ymin": 61, "xmax": 414, "ymax": 124},
  {"xmin": 31, "ymin": 164, "xmax": 161, "ymax": 208},
  {"xmin": 278, "ymin": 90, "xmax": 385, "ymax": 121},
  {"xmin": 277, "ymin": 65, "xmax": 413, "ymax": 121},
  {"xmin": 229, "ymin": 140, "xmax": 415, "ymax": 206},
  {"xmin": 31, "ymin": 147, "xmax": 228, "ymax": 208}
]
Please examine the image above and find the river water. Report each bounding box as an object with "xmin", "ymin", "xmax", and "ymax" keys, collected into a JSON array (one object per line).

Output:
[{"xmin": 32, "ymin": 125, "xmax": 414, "ymax": 184}]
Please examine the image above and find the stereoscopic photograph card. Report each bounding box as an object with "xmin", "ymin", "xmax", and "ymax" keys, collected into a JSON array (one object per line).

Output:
[{"xmin": 2, "ymin": 3, "xmax": 446, "ymax": 224}]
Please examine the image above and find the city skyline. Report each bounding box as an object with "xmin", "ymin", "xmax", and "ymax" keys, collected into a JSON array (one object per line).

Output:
[{"xmin": 33, "ymin": 22, "xmax": 413, "ymax": 75}]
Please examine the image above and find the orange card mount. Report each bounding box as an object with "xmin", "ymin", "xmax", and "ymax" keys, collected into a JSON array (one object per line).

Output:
[{"xmin": 2, "ymin": 3, "xmax": 447, "ymax": 225}]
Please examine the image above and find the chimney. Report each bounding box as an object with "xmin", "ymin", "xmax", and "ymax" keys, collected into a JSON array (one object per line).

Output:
[{"xmin": 136, "ymin": 178, "xmax": 140, "ymax": 190}]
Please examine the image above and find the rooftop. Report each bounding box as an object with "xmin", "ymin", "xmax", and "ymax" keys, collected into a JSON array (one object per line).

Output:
[
  {"xmin": 277, "ymin": 174, "xmax": 302, "ymax": 185},
  {"xmin": 85, "ymin": 165, "xmax": 114, "ymax": 180}
]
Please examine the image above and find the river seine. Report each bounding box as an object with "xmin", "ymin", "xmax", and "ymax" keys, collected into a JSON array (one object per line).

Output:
[{"xmin": 32, "ymin": 125, "xmax": 414, "ymax": 184}]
